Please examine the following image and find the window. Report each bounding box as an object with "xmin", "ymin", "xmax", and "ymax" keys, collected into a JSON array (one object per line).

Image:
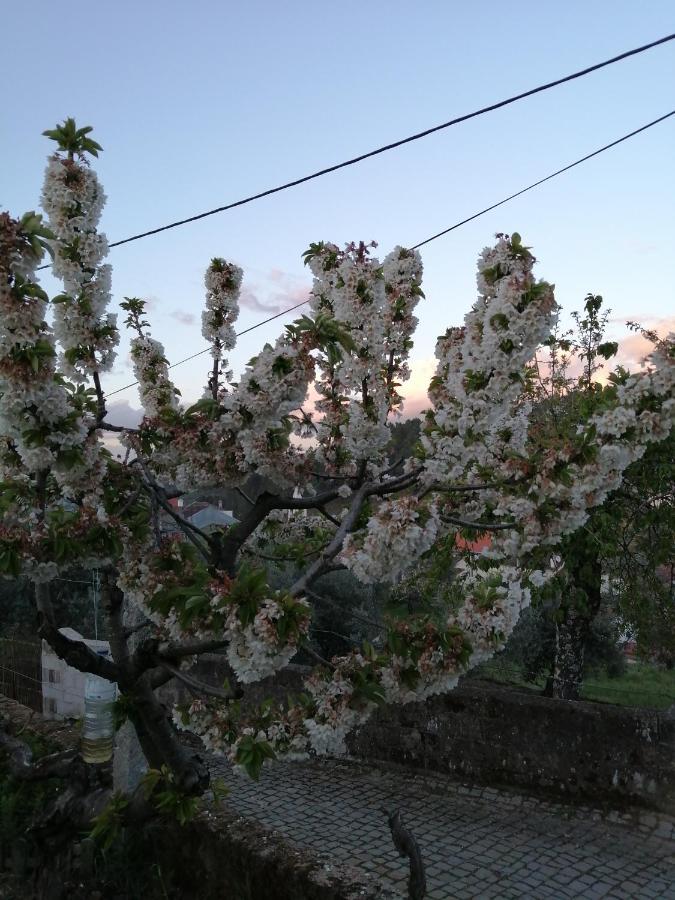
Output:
[
  {"xmin": 48, "ymin": 669, "xmax": 61, "ymax": 684},
  {"xmin": 45, "ymin": 697, "xmax": 58, "ymax": 715}
]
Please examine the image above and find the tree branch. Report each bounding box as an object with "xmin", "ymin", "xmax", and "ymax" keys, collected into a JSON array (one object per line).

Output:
[
  {"xmin": 419, "ymin": 479, "xmax": 515, "ymax": 500},
  {"xmin": 270, "ymin": 486, "xmax": 344, "ymax": 510},
  {"xmin": 92, "ymin": 370, "xmax": 106, "ymax": 425},
  {"xmin": 235, "ymin": 486, "xmax": 255, "ymax": 506},
  {"xmin": 290, "ymin": 484, "xmax": 369, "ymax": 597},
  {"xmin": 305, "ymin": 587, "xmax": 384, "ymax": 632},
  {"xmin": 157, "ymin": 638, "xmax": 229, "ymax": 659},
  {"xmin": 0, "ymin": 727, "xmax": 79, "ymax": 781},
  {"xmin": 242, "ymin": 545, "xmax": 326, "ymax": 564},
  {"xmin": 130, "ymin": 677, "xmax": 210, "ymax": 795},
  {"xmin": 300, "ymin": 641, "xmax": 336, "ymax": 670},
  {"xmin": 161, "ymin": 663, "xmax": 242, "ymax": 702},
  {"xmin": 100, "ymin": 421, "xmax": 140, "ymax": 435},
  {"xmin": 440, "ymin": 515, "xmax": 516, "ymax": 532},
  {"xmin": 316, "ymin": 506, "xmax": 340, "ymax": 528},
  {"xmin": 132, "ymin": 452, "xmax": 214, "ymax": 563},
  {"xmin": 36, "ymin": 582, "xmax": 119, "ymax": 681}
]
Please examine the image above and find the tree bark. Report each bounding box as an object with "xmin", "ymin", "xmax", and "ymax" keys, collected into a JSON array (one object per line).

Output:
[
  {"xmin": 126, "ymin": 677, "xmax": 210, "ymax": 795},
  {"xmin": 551, "ymin": 607, "xmax": 589, "ymax": 700},
  {"xmin": 550, "ymin": 536, "xmax": 603, "ymax": 700}
]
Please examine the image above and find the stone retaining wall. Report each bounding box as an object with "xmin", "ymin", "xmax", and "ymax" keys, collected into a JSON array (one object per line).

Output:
[
  {"xmin": 347, "ymin": 679, "xmax": 675, "ymax": 812},
  {"xmin": 151, "ymin": 808, "xmax": 396, "ymax": 900},
  {"xmin": 161, "ymin": 657, "xmax": 675, "ymax": 811},
  {"xmin": 14, "ymin": 646, "xmax": 670, "ymax": 813},
  {"xmin": 0, "ymin": 694, "xmax": 390, "ymax": 899}
]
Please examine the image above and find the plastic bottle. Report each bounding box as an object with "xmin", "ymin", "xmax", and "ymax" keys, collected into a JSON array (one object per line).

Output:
[{"xmin": 81, "ymin": 652, "xmax": 117, "ymax": 764}]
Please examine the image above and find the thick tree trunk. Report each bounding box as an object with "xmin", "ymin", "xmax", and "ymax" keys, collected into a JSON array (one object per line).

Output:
[
  {"xmin": 106, "ymin": 579, "xmax": 210, "ymax": 798},
  {"xmin": 551, "ymin": 608, "xmax": 590, "ymax": 700},
  {"xmin": 127, "ymin": 678, "xmax": 210, "ymax": 795},
  {"xmin": 550, "ymin": 535, "xmax": 603, "ymax": 701}
]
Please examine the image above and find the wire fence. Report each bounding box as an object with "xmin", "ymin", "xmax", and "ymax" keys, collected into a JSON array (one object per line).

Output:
[{"xmin": 0, "ymin": 639, "xmax": 43, "ymax": 713}]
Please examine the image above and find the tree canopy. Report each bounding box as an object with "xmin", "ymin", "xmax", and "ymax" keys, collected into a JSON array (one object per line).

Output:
[{"xmin": 0, "ymin": 122, "xmax": 673, "ymax": 793}]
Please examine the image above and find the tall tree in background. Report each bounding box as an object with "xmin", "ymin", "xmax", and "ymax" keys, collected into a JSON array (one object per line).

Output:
[{"xmin": 528, "ymin": 297, "xmax": 674, "ymax": 698}]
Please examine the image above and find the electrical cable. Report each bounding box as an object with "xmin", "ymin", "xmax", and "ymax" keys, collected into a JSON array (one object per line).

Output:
[
  {"xmin": 33, "ymin": 31, "xmax": 675, "ymax": 271},
  {"xmin": 103, "ymin": 108, "xmax": 675, "ymax": 400},
  {"xmin": 409, "ymin": 108, "xmax": 675, "ymax": 249},
  {"xmin": 106, "ymin": 298, "xmax": 310, "ymax": 397}
]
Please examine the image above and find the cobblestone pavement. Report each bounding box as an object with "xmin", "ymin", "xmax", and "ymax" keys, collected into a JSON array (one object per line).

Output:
[{"xmin": 208, "ymin": 757, "xmax": 675, "ymax": 899}]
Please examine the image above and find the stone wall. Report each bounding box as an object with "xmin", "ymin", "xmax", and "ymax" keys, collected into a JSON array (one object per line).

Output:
[
  {"xmin": 149, "ymin": 808, "xmax": 396, "ymax": 900},
  {"xmin": 0, "ymin": 695, "xmax": 392, "ymax": 900},
  {"xmin": 347, "ymin": 679, "xmax": 675, "ymax": 812},
  {"xmin": 161, "ymin": 657, "xmax": 675, "ymax": 811}
]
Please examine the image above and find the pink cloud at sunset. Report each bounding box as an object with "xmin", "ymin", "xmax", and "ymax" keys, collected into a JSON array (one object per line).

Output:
[
  {"xmin": 397, "ymin": 317, "xmax": 675, "ymax": 420},
  {"xmin": 612, "ymin": 316, "xmax": 675, "ymax": 370},
  {"xmin": 399, "ymin": 356, "xmax": 438, "ymax": 419},
  {"xmin": 239, "ymin": 270, "xmax": 311, "ymax": 316}
]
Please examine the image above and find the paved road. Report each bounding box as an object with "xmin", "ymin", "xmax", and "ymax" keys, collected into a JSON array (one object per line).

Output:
[{"xmin": 209, "ymin": 757, "xmax": 675, "ymax": 899}]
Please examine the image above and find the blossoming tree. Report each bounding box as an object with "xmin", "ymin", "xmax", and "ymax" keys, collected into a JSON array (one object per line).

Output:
[
  {"xmin": 1, "ymin": 121, "xmax": 673, "ymax": 812},
  {"xmin": 523, "ymin": 297, "xmax": 675, "ymax": 697}
]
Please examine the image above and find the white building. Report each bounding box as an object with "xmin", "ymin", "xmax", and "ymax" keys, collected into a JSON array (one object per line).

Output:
[{"xmin": 41, "ymin": 627, "xmax": 111, "ymax": 719}]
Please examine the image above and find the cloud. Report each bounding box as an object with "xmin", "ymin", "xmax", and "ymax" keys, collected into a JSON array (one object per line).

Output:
[
  {"xmin": 399, "ymin": 357, "xmax": 438, "ymax": 419},
  {"xmin": 106, "ymin": 399, "xmax": 144, "ymax": 429},
  {"xmin": 395, "ymin": 318, "xmax": 675, "ymax": 419},
  {"xmin": 142, "ymin": 295, "xmax": 160, "ymax": 312},
  {"xmin": 239, "ymin": 286, "xmax": 286, "ymax": 315},
  {"xmin": 170, "ymin": 310, "xmax": 196, "ymax": 326},
  {"xmin": 239, "ymin": 284, "xmax": 311, "ymax": 317},
  {"xmin": 98, "ymin": 400, "xmax": 144, "ymax": 459},
  {"xmin": 614, "ymin": 317, "xmax": 675, "ymax": 370}
]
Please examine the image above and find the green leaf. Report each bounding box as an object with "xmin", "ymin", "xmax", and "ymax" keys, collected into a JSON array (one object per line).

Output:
[{"xmin": 597, "ymin": 341, "xmax": 619, "ymax": 360}]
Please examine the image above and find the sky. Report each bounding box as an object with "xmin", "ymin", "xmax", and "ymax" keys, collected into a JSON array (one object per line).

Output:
[{"xmin": 3, "ymin": 1, "xmax": 674, "ymax": 426}]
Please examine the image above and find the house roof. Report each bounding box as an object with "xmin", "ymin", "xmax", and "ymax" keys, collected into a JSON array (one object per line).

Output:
[{"xmin": 189, "ymin": 505, "xmax": 238, "ymax": 529}]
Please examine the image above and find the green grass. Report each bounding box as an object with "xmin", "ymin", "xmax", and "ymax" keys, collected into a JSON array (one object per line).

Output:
[
  {"xmin": 472, "ymin": 660, "xmax": 675, "ymax": 709},
  {"xmin": 581, "ymin": 663, "xmax": 675, "ymax": 709}
]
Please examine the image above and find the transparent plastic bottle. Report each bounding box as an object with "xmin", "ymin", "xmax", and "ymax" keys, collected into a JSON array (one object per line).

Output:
[{"xmin": 81, "ymin": 652, "xmax": 117, "ymax": 764}]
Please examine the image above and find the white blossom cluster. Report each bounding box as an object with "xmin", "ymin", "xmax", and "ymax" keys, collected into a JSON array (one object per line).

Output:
[
  {"xmin": 307, "ymin": 243, "xmax": 424, "ymax": 475},
  {"xmin": 225, "ymin": 596, "xmax": 310, "ymax": 683},
  {"xmin": 340, "ymin": 496, "xmax": 440, "ymax": 583},
  {"xmin": 202, "ymin": 258, "xmax": 242, "ymax": 360},
  {"xmin": 150, "ymin": 302, "xmax": 318, "ymax": 490},
  {"xmin": 116, "ymin": 537, "xmax": 184, "ymax": 637},
  {"xmin": 133, "ymin": 243, "xmax": 424, "ymax": 492},
  {"xmin": 0, "ymin": 213, "xmax": 87, "ymax": 476},
  {"xmin": 173, "ymin": 699, "xmax": 309, "ymax": 767},
  {"xmin": 41, "ymin": 155, "xmax": 118, "ymax": 381},
  {"xmin": 302, "ymin": 658, "xmax": 376, "ymax": 755},
  {"xmin": 422, "ymin": 235, "xmax": 557, "ymax": 483},
  {"xmin": 481, "ymin": 336, "xmax": 675, "ymax": 564},
  {"xmin": 244, "ymin": 508, "xmax": 328, "ymax": 559},
  {"xmin": 119, "ymin": 537, "xmax": 311, "ymax": 681},
  {"xmin": 218, "ymin": 334, "xmax": 316, "ymax": 483},
  {"xmin": 379, "ymin": 664, "xmax": 460, "ymax": 706},
  {"xmin": 452, "ymin": 564, "xmax": 531, "ymax": 651},
  {"xmin": 129, "ymin": 335, "xmax": 180, "ymax": 418}
]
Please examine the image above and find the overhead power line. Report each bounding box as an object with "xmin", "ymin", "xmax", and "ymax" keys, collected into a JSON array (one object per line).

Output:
[
  {"xmin": 35, "ymin": 32, "xmax": 674, "ymax": 275},
  {"xmin": 106, "ymin": 299, "xmax": 310, "ymax": 397},
  {"xmin": 104, "ymin": 107, "xmax": 675, "ymax": 402},
  {"xmin": 410, "ymin": 108, "xmax": 675, "ymax": 249},
  {"xmin": 75, "ymin": 32, "xmax": 675, "ymax": 253}
]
